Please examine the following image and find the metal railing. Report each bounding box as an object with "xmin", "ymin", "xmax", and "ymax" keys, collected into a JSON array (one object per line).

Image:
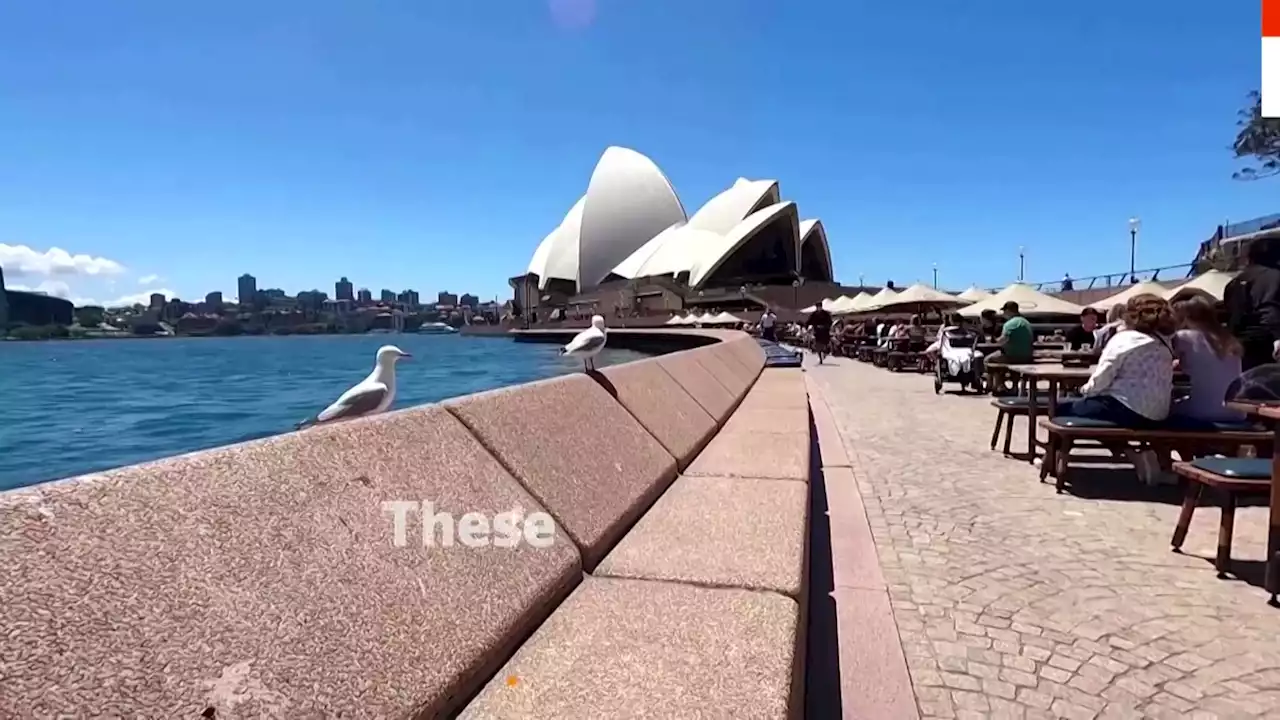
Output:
[{"xmin": 1027, "ymin": 263, "xmax": 1196, "ymax": 294}]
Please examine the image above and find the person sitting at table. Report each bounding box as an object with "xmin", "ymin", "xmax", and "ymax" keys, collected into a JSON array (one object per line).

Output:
[
  {"xmin": 1065, "ymin": 307, "xmax": 1101, "ymax": 350},
  {"xmin": 1094, "ymin": 303, "xmax": 1127, "ymax": 348},
  {"xmin": 925, "ymin": 313, "xmax": 963, "ymax": 358},
  {"xmin": 906, "ymin": 314, "xmax": 927, "ymax": 350},
  {"xmin": 985, "ymin": 301, "xmax": 1035, "ymax": 366},
  {"xmin": 1169, "ymin": 296, "xmax": 1246, "ymax": 424},
  {"xmin": 979, "ymin": 309, "xmax": 1001, "ymax": 343},
  {"xmin": 1055, "ymin": 294, "xmax": 1177, "ymax": 483}
]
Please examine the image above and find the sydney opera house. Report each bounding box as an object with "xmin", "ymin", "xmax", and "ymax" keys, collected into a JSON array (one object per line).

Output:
[{"xmin": 511, "ymin": 147, "xmax": 853, "ymax": 320}]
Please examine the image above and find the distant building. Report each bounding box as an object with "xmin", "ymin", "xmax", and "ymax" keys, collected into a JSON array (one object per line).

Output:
[
  {"xmin": 357, "ymin": 288, "xmax": 372, "ymax": 304},
  {"xmin": 380, "ymin": 289, "xmax": 396, "ymax": 303},
  {"xmin": 162, "ymin": 299, "xmax": 188, "ymax": 321},
  {"xmin": 205, "ymin": 291, "xmax": 223, "ymax": 311},
  {"xmin": 438, "ymin": 291, "xmax": 458, "ymax": 306},
  {"xmin": 398, "ymin": 289, "xmax": 420, "ymax": 307},
  {"xmin": 459, "ymin": 293, "xmax": 479, "ymax": 308},
  {"xmin": 297, "ymin": 290, "xmax": 327, "ymax": 311},
  {"xmin": 237, "ymin": 274, "xmax": 257, "ymax": 304},
  {"xmin": 335, "ymin": 277, "xmax": 354, "ymax": 302},
  {"xmin": 149, "ymin": 293, "xmax": 166, "ymax": 310}
]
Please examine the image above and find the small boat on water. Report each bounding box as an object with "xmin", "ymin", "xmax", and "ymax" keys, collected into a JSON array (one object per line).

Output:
[{"xmin": 418, "ymin": 322, "xmax": 458, "ymax": 335}]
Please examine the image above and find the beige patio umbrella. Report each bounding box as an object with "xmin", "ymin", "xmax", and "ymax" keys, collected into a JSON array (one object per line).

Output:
[
  {"xmin": 871, "ymin": 283, "xmax": 969, "ymax": 313},
  {"xmin": 1088, "ymin": 281, "xmax": 1170, "ymax": 310},
  {"xmin": 958, "ymin": 283, "xmax": 1085, "ymax": 318},
  {"xmin": 833, "ymin": 292, "xmax": 874, "ymax": 315},
  {"xmin": 827, "ymin": 295, "xmax": 857, "ymax": 314},
  {"xmin": 1163, "ymin": 270, "xmax": 1236, "ymax": 302},
  {"xmin": 712, "ymin": 311, "xmax": 745, "ymax": 324},
  {"xmin": 957, "ymin": 286, "xmax": 992, "ymax": 302},
  {"xmin": 861, "ymin": 287, "xmax": 900, "ymax": 312},
  {"xmin": 664, "ymin": 314, "xmax": 685, "ymax": 325}
]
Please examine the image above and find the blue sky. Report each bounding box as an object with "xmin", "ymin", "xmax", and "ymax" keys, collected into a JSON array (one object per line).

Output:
[{"xmin": 0, "ymin": 0, "xmax": 1273, "ymax": 306}]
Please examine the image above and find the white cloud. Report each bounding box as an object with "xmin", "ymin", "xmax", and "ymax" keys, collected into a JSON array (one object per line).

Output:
[
  {"xmin": 137, "ymin": 274, "xmax": 161, "ymax": 284},
  {"xmin": 0, "ymin": 243, "xmax": 126, "ymax": 277},
  {"xmin": 9, "ymin": 281, "xmax": 174, "ymax": 309},
  {"xmin": 100, "ymin": 289, "xmax": 176, "ymax": 308}
]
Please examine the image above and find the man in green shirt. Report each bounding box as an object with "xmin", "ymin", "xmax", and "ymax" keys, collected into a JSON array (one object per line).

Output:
[{"xmin": 988, "ymin": 301, "xmax": 1035, "ymax": 364}]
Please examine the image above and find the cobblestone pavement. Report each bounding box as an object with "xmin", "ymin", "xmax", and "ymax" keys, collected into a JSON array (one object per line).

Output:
[{"xmin": 806, "ymin": 356, "xmax": 1280, "ymax": 719}]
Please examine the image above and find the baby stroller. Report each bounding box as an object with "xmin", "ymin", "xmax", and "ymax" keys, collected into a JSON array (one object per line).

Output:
[{"xmin": 933, "ymin": 327, "xmax": 985, "ymax": 394}]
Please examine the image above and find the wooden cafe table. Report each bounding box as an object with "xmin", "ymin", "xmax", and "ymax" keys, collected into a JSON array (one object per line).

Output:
[{"xmin": 1004, "ymin": 364, "xmax": 1095, "ymax": 461}]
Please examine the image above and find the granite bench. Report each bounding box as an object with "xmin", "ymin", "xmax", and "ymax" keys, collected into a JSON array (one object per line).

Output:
[{"xmin": 1, "ymin": 331, "xmax": 815, "ymax": 719}]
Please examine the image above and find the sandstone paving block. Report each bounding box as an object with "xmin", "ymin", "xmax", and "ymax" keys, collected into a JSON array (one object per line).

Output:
[
  {"xmin": 694, "ymin": 346, "xmax": 751, "ymax": 400},
  {"xmin": 685, "ymin": 426, "xmax": 810, "ymax": 482},
  {"xmin": 458, "ymin": 576, "xmax": 801, "ymax": 719},
  {"xmin": 447, "ymin": 374, "xmax": 677, "ymax": 568},
  {"xmin": 597, "ymin": 358, "xmax": 717, "ymax": 469},
  {"xmin": 711, "ymin": 338, "xmax": 762, "ymax": 387},
  {"xmin": 833, "ymin": 587, "xmax": 920, "ymax": 720},
  {"xmin": 0, "ymin": 406, "xmax": 581, "ymax": 719},
  {"xmin": 656, "ymin": 348, "xmax": 737, "ymax": 424},
  {"xmin": 596, "ymin": 475, "xmax": 809, "ymax": 597},
  {"xmin": 725, "ymin": 333, "xmax": 767, "ymax": 374},
  {"xmin": 720, "ymin": 406, "xmax": 811, "ymax": 435},
  {"xmin": 806, "ymin": 391, "xmax": 850, "ymax": 468}
]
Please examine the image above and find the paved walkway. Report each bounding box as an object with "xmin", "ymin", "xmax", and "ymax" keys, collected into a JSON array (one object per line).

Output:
[{"xmin": 807, "ymin": 356, "xmax": 1280, "ymax": 719}]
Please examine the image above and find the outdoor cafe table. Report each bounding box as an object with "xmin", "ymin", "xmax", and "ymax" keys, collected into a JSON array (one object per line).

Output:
[{"xmin": 1005, "ymin": 364, "xmax": 1096, "ymax": 461}]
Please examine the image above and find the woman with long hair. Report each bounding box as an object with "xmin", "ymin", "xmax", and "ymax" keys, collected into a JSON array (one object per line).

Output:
[
  {"xmin": 1171, "ymin": 296, "xmax": 1245, "ymax": 423},
  {"xmin": 1057, "ymin": 294, "xmax": 1178, "ymax": 482}
]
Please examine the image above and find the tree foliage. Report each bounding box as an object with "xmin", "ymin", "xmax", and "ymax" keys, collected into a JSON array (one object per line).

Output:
[{"xmin": 1233, "ymin": 91, "xmax": 1280, "ymax": 180}]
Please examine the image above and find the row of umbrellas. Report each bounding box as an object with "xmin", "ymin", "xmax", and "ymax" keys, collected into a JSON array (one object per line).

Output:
[
  {"xmin": 664, "ymin": 311, "xmax": 747, "ymax": 326},
  {"xmin": 802, "ymin": 270, "xmax": 1238, "ymax": 319}
]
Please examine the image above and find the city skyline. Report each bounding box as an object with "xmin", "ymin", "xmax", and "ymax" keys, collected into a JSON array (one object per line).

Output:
[{"xmin": 0, "ymin": 2, "xmax": 1276, "ymax": 308}]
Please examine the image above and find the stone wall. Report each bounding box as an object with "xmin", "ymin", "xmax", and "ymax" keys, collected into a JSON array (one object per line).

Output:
[{"xmin": 0, "ymin": 329, "xmax": 812, "ymax": 718}]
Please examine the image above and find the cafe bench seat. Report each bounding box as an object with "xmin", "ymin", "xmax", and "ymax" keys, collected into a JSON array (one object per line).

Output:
[
  {"xmin": 989, "ymin": 397, "xmax": 1052, "ymax": 455},
  {"xmin": 885, "ymin": 350, "xmax": 917, "ymax": 372},
  {"xmin": 1170, "ymin": 458, "xmax": 1272, "ymax": 580},
  {"xmin": 1038, "ymin": 417, "xmax": 1271, "ymax": 493}
]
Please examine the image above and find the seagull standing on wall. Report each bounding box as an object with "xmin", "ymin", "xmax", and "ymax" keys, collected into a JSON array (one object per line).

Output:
[
  {"xmin": 296, "ymin": 345, "xmax": 411, "ymax": 429},
  {"xmin": 560, "ymin": 315, "xmax": 607, "ymax": 371}
]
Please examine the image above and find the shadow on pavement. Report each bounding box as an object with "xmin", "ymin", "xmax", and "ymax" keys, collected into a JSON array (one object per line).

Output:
[{"xmin": 805, "ymin": 415, "xmax": 843, "ymax": 717}]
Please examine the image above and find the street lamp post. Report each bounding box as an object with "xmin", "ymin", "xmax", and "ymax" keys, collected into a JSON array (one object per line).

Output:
[
  {"xmin": 858, "ymin": 273, "xmax": 865, "ymax": 289},
  {"xmin": 932, "ymin": 263, "xmax": 938, "ymax": 288},
  {"xmin": 1128, "ymin": 217, "xmax": 1141, "ymax": 284},
  {"xmin": 1018, "ymin": 247, "xmax": 1025, "ymax": 282},
  {"xmin": 791, "ymin": 278, "xmax": 802, "ymax": 308}
]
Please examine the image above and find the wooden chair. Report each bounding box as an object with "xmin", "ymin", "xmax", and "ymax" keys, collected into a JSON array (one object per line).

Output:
[{"xmin": 1171, "ymin": 458, "xmax": 1271, "ymax": 579}]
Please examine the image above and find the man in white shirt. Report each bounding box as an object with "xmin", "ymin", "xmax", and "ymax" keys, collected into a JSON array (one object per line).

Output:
[{"xmin": 760, "ymin": 308, "xmax": 777, "ymax": 341}]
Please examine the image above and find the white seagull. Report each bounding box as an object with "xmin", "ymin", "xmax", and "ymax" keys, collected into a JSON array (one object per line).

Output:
[
  {"xmin": 560, "ymin": 314, "xmax": 607, "ymax": 371},
  {"xmin": 296, "ymin": 345, "xmax": 411, "ymax": 429}
]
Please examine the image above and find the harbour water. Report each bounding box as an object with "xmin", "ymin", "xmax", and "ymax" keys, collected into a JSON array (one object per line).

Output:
[{"xmin": 0, "ymin": 335, "xmax": 647, "ymax": 491}]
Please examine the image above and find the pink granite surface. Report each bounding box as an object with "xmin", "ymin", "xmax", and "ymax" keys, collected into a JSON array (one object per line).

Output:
[
  {"xmin": 694, "ymin": 347, "xmax": 751, "ymax": 400},
  {"xmin": 685, "ymin": 426, "xmax": 810, "ymax": 481},
  {"xmin": 596, "ymin": 359, "xmax": 717, "ymax": 470},
  {"xmin": 596, "ymin": 475, "xmax": 809, "ymax": 597},
  {"xmin": 708, "ymin": 338, "xmax": 762, "ymax": 389},
  {"xmin": 683, "ymin": 376, "xmax": 811, "ymax": 482},
  {"xmin": 0, "ymin": 406, "xmax": 581, "ymax": 719},
  {"xmin": 446, "ymin": 374, "xmax": 678, "ymax": 568},
  {"xmin": 655, "ymin": 348, "xmax": 738, "ymax": 423},
  {"xmin": 458, "ymin": 577, "xmax": 802, "ymax": 719},
  {"xmin": 806, "ymin": 386, "xmax": 851, "ymax": 468}
]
